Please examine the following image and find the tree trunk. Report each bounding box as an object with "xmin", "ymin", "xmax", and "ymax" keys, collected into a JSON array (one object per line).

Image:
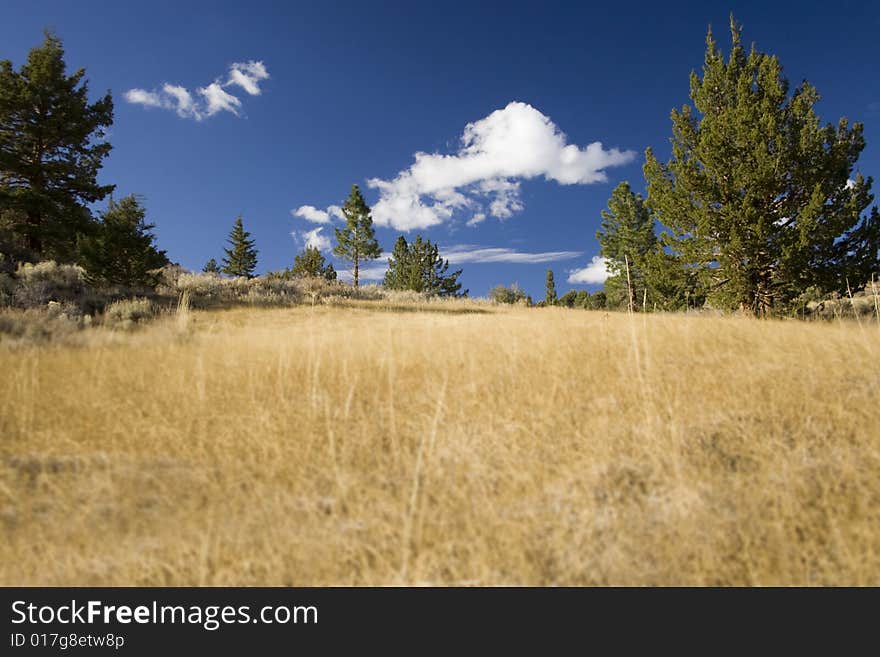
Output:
[
  {"xmin": 753, "ymin": 268, "xmax": 774, "ymax": 317},
  {"xmin": 354, "ymin": 256, "xmax": 359, "ymax": 288},
  {"xmin": 625, "ymin": 255, "xmax": 635, "ymax": 313},
  {"xmin": 26, "ymin": 164, "xmax": 46, "ymax": 256},
  {"xmin": 25, "ymin": 210, "xmax": 42, "ymax": 255}
]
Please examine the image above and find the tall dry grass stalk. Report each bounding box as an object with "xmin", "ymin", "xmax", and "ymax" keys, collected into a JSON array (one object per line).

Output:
[
  {"xmin": 872, "ymin": 274, "xmax": 880, "ymax": 327},
  {"xmin": 176, "ymin": 290, "xmax": 191, "ymax": 333},
  {"xmin": 1, "ymin": 303, "xmax": 878, "ymax": 585}
]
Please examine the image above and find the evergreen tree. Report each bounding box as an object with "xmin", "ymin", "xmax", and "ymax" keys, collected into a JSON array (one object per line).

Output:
[
  {"xmin": 596, "ymin": 181, "xmax": 657, "ymax": 310},
  {"xmin": 77, "ymin": 195, "xmax": 168, "ymax": 287},
  {"xmin": 435, "ymin": 260, "xmax": 466, "ymax": 298},
  {"xmin": 384, "ymin": 236, "xmax": 419, "ymax": 291},
  {"xmin": 0, "ymin": 209, "xmax": 31, "ymax": 272},
  {"xmin": 557, "ymin": 289, "xmax": 578, "ymax": 308},
  {"xmin": 545, "ymin": 269, "xmax": 557, "ymax": 305},
  {"xmin": 203, "ymin": 258, "xmax": 220, "ymax": 274},
  {"xmin": 333, "ymin": 185, "xmax": 381, "ymax": 287},
  {"xmin": 383, "ymin": 234, "xmax": 466, "ymax": 297},
  {"xmin": 640, "ymin": 249, "xmax": 704, "ymax": 311},
  {"xmin": 644, "ymin": 17, "xmax": 880, "ymax": 314},
  {"xmin": 0, "ymin": 31, "xmax": 114, "ymax": 261},
  {"xmin": 221, "ymin": 216, "xmax": 258, "ymax": 278},
  {"xmin": 292, "ymin": 245, "xmax": 337, "ymax": 280}
]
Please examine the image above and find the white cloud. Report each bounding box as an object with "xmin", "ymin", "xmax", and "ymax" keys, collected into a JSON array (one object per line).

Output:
[
  {"xmin": 199, "ymin": 82, "xmax": 242, "ymax": 117},
  {"xmin": 567, "ymin": 256, "xmax": 610, "ymax": 284},
  {"xmin": 442, "ymin": 245, "xmax": 582, "ymax": 264},
  {"xmin": 466, "ymin": 212, "xmax": 486, "ymax": 227},
  {"xmin": 294, "ymin": 227, "xmax": 332, "ymax": 252},
  {"xmin": 331, "ymin": 244, "xmax": 582, "ymax": 281},
  {"xmin": 124, "ymin": 88, "xmax": 163, "ymax": 107},
  {"xmin": 163, "ymin": 84, "xmax": 198, "ymax": 118},
  {"xmin": 357, "ymin": 101, "xmax": 634, "ymax": 230},
  {"xmin": 333, "ymin": 251, "xmax": 393, "ymax": 283},
  {"xmin": 125, "ymin": 84, "xmax": 202, "ymax": 118},
  {"xmin": 292, "ymin": 204, "xmax": 348, "ymax": 224},
  {"xmin": 124, "ymin": 60, "xmax": 268, "ymax": 121},
  {"xmin": 293, "ymin": 205, "xmax": 332, "ymax": 224},
  {"xmin": 480, "ymin": 179, "xmax": 523, "ymax": 219},
  {"xmin": 335, "ymin": 264, "xmax": 388, "ymax": 283},
  {"xmin": 292, "ymin": 204, "xmax": 347, "ymax": 224},
  {"xmin": 227, "ymin": 61, "xmax": 269, "ymax": 95}
]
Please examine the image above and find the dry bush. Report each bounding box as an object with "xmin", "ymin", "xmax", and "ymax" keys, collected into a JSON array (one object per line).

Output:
[
  {"xmin": 174, "ymin": 271, "xmax": 310, "ymax": 307},
  {"xmin": 489, "ymin": 283, "xmax": 529, "ymax": 305},
  {"xmin": 12, "ymin": 261, "xmax": 87, "ymax": 308},
  {"xmin": 0, "ymin": 271, "xmax": 13, "ymax": 306},
  {"xmin": 0, "ymin": 305, "xmax": 90, "ymax": 344},
  {"xmin": 1, "ymin": 304, "xmax": 878, "ymax": 586},
  {"xmin": 173, "ymin": 271, "xmax": 224, "ymax": 299},
  {"xmin": 102, "ymin": 298, "xmax": 158, "ymax": 329},
  {"xmin": 794, "ymin": 279, "xmax": 880, "ymax": 321}
]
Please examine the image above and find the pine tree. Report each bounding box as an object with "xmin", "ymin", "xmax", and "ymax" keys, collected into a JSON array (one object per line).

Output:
[
  {"xmin": 557, "ymin": 289, "xmax": 578, "ymax": 308},
  {"xmin": 637, "ymin": 247, "xmax": 709, "ymax": 312},
  {"xmin": 333, "ymin": 185, "xmax": 381, "ymax": 287},
  {"xmin": 545, "ymin": 269, "xmax": 557, "ymax": 305},
  {"xmin": 644, "ymin": 17, "xmax": 879, "ymax": 314},
  {"xmin": 292, "ymin": 245, "xmax": 337, "ymax": 280},
  {"xmin": 383, "ymin": 234, "xmax": 466, "ymax": 297},
  {"xmin": 384, "ymin": 236, "xmax": 419, "ymax": 291},
  {"xmin": 203, "ymin": 258, "xmax": 220, "ymax": 274},
  {"xmin": 596, "ymin": 181, "xmax": 656, "ymax": 310},
  {"xmin": 221, "ymin": 216, "xmax": 258, "ymax": 278},
  {"xmin": 435, "ymin": 258, "xmax": 466, "ymax": 298},
  {"xmin": 0, "ymin": 31, "xmax": 114, "ymax": 261},
  {"xmin": 77, "ymin": 195, "xmax": 168, "ymax": 287}
]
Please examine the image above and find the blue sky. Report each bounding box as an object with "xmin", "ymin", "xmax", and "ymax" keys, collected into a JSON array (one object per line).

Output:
[{"xmin": 4, "ymin": 1, "xmax": 879, "ymax": 298}]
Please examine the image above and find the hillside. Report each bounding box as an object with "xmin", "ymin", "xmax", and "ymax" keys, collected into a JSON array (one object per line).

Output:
[{"xmin": 1, "ymin": 303, "xmax": 878, "ymax": 585}]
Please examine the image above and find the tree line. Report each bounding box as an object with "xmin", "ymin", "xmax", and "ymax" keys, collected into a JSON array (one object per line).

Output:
[
  {"xmin": 2, "ymin": 21, "xmax": 878, "ymax": 312},
  {"xmin": 0, "ymin": 32, "xmax": 466, "ymax": 298},
  {"xmin": 200, "ymin": 184, "xmax": 466, "ymax": 296}
]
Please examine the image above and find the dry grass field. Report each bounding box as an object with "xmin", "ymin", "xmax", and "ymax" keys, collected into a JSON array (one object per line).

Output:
[{"xmin": 1, "ymin": 301, "xmax": 879, "ymax": 586}]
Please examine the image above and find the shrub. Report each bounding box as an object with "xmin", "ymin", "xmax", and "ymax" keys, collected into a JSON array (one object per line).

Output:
[
  {"xmin": 489, "ymin": 284, "xmax": 528, "ymax": 305},
  {"xmin": 347, "ymin": 284, "xmax": 385, "ymax": 301},
  {"xmin": 0, "ymin": 272, "xmax": 13, "ymax": 306},
  {"xmin": 175, "ymin": 272, "xmax": 224, "ymax": 301},
  {"xmin": 0, "ymin": 307, "xmax": 90, "ymax": 343},
  {"xmin": 149, "ymin": 264, "xmax": 418, "ymax": 310},
  {"xmin": 13, "ymin": 261, "xmax": 86, "ymax": 308},
  {"xmin": 102, "ymin": 298, "xmax": 157, "ymax": 329}
]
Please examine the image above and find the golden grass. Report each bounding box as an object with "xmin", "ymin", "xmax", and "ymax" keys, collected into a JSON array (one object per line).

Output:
[{"xmin": 1, "ymin": 303, "xmax": 878, "ymax": 585}]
